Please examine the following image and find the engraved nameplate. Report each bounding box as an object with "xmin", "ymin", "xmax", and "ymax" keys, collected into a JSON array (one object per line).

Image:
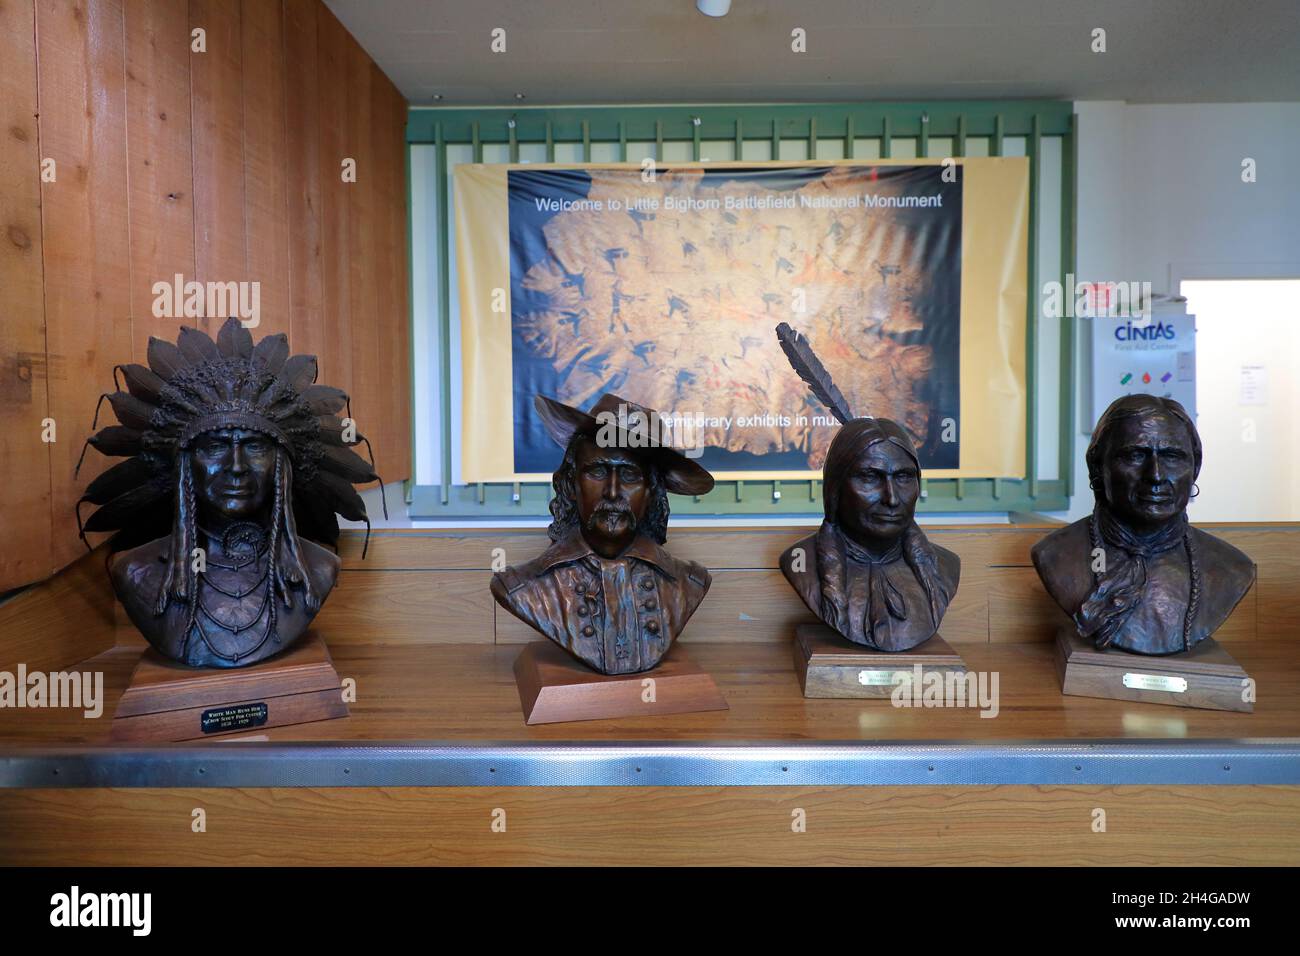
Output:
[
  {"xmin": 1122, "ymin": 673, "xmax": 1187, "ymax": 693},
  {"xmin": 858, "ymin": 670, "xmax": 912, "ymax": 687},
  {"xmin": 201, "ymin": 702, "xmax": 269, "ymax": 734}
]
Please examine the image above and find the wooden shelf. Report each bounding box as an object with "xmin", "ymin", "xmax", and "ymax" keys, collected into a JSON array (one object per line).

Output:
[{"xmin": 2, "ymin": 639, "xmax": 1297, "ymax": 746}]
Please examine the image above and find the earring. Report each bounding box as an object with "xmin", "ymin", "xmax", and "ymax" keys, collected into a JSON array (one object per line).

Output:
[{"xmin": 1190, "ymin": 483, "xmax": 1200, "ymax": 499}]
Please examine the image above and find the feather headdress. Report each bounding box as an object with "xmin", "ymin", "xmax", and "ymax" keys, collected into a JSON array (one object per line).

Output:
[{"xmin": 77, "ymin": 318, "xmax": 380, "ymax": 553}]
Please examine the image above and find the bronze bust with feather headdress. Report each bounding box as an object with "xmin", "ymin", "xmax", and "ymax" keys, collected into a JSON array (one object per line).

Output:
[
  {"xmin": 78, "ymin": 319, "xmax": 379, "ymax": 668},
  {"xmin": 774, "ymin": 323, "xmax": 960, "ymax": 651}
]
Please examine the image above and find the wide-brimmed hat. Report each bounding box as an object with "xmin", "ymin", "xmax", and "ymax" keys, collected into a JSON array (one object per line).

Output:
[{"xmin": 534, "ymin": 393, "xmax": 715, "ymax": 496}]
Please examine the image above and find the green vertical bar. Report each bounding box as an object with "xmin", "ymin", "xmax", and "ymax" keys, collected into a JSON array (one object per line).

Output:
[
  {"xmin": 954, "ymin": 117, "xmax": 965, "ymax": 502},
  {"xmin": 471, "ymin": 121, "xmax": 481, "ymax": 163},
  {"xmin": 404, "ymin": 137, "xmax": 417, "ymax": 496},
  {"xmin": 808, "ymin": 116, "xmax": 817, "ymax": 160},
  {"xmin": 1060, "ymin": 112, "xmax": 1078, "ymax": 497},
  {"xmin": 993, "ymin": 115, "xmax": 1013, "ymax": 502},
  {"xmin": 435, "ymin": 124, "xmax": 452, "ymax": 505},
  {"xmin": 545, "ymin": 121, "xmax": 554, "ymax": 162},
  {"xmin": 692, "ymin": 118, "xmax": 701, "ymax": 161},
  {"xmin": 881, "ymin": 116, "xmax": 891, "ymax": 158},
  {"xmin": 771, "ymin": 118, "xmax": 780, "ymax": 159},
  {"xmin": 1026, "ymin": 113, "xmax": 1041, "ymax": 499},
  {"xmin": 619, "ymin": 120, "xmax": 627, "ymax": 162},
  {"xmin": 734, "ymin": 117, "xmax": 743, "ymax": 159},
  {"xmin": 582, "ymin": 120, "xmax": 591, "ymax": 162},
  {"xmin": 992, "ymin": 113, "xmax": 1005, "ymax": 503},
  {"xmin": 845, "ymin": 115, "xmax": 855, "ymax": 158},
  {"xmin": 508, "ymin": 122, "xmax": 518, "ymax": 163},
  {"xmin": 918, "ymin": 112, "xmax": 928, "ymax": 158},
  {"xmin": 655, "ymin": 119, "xmax": 663, "ymax": 162}
]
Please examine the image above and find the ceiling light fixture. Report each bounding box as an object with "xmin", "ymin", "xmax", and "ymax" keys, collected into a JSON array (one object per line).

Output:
[
  {"xmin": 696, "ymin": 0, "xmax": 731, "ymax": 16},
  {"xmin": 514, "ymin": 92, "xmax": 526, "ymax": 100}
]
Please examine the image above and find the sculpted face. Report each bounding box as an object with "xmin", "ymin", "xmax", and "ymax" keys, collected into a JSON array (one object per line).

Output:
[
  {"xmin": 837, "ymin": 440, "xmax": 919, "ymax": 552},
  {"xmin": 1100, "ymin": 412, "xmax": 1196, "ymax": 532},
  {"xmin": 190, "ymin": 427, "xmax": 276, "ymax": 524},
  {"xmin": 574, "ymin": 436, "xmax": 649, "ymax": 559}
]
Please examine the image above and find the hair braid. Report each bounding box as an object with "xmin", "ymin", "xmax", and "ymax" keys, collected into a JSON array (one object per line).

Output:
[
  {"xmin": 180, "ymin": 458, "xmax": 201, "ymax": 658},
  {"xmin": 1182, "ymin": 529, "xmax": 1200, "ymax": 651}
]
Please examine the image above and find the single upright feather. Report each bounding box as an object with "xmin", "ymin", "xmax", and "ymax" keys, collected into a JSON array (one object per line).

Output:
[{"xmin": 774, "ymin": 322, "xmax": 854, "ymax": 424}]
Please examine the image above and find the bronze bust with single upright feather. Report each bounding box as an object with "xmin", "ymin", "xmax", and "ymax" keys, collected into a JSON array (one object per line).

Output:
[
  {"xmin": 775, "ymin": 323, "xmax": 960, "ymax": 651},
  {"xmin": 78, "ymin": 318, "xmax": 381, "ymax": 668}
]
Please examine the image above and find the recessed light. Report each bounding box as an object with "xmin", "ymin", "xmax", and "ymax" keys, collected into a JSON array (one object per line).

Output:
[
  {"xmin": 697, "ymin": 0, "xmax": 731, "ymax": 16},
  {"xmin": 514, "ymin": 92, "xmax": 526, "ymax": 100},
  {"xmin": 431, "ymin": 93, "xmax": 443, "ymax": 101}
]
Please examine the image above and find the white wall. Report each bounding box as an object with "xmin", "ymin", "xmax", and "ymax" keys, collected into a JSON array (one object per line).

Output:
[{"xmin": 1059, "ymin": 101, "xmax": 1300, "ymax": 521}]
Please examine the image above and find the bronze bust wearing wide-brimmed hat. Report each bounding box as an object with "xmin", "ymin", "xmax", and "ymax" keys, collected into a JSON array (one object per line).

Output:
[
  {"xmin": 490, "ymin": 393, "xmax": 715, "ymax": 675},
  {"xmin": 1032, "ymin": 394, "xmax": 1255, "ymax": 655}
]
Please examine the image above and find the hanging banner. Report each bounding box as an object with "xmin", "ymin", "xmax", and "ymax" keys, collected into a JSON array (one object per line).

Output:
[{"xmin": 456, "ymin": 159, "xmax": 1029, "ymax": 482}]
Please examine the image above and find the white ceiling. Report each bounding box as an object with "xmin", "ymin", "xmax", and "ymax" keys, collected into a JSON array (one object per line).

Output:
[{"xmin": 325, "ymin": 0, "xmax": 1300, "ymax": 106}]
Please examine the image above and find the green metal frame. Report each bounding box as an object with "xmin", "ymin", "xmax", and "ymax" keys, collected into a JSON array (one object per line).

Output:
[{"xmin": 405, "ymin": 101, "xmax": 1077, "ymax": 517}]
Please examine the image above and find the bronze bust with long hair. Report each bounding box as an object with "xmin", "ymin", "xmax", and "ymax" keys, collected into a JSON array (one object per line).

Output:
[{"xmin": 1032, "ymin": 394, "xmax": 1255, "ymax": 655}]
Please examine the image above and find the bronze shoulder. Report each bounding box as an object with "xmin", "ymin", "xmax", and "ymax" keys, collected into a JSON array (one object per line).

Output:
[{"xmin": 1029, "ymin": 517, "xmax": 1092, "ymax": 615}]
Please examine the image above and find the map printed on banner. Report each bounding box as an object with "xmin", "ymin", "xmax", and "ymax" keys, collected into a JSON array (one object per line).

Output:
[{"xmin": 507, "ymin": 164, "xmax": 963, "ymax": 475}]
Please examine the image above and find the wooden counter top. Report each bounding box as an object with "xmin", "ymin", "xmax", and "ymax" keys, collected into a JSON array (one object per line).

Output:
[{"xmin": 2, "ymin": 639, "xmax": 1296, "ymax": 745}]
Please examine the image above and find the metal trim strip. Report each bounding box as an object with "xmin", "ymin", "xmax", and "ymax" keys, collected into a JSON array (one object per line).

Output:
[{"xmin": 2, "ymin": 739, "xmax": 1298, "ymax": 788}]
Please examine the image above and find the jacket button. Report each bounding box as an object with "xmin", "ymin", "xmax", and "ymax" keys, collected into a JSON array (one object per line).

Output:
[
  {"xmin": 646, "ymin": 620, "xmax": 660, "ymax": 634},
  {"xmin": 582, "ymin": 625, "xmax": 595, "ymax": 637},
  {"xmin": 643, "ymin": 599, "xmax": 657, "ymax": 611},
  {"xmin": 641, "ymin": 579, "xmax": 654, "ymax": 590},
  {"xmin": 577, "ymin": 605, "xmax": 588, "ymax": 616}
]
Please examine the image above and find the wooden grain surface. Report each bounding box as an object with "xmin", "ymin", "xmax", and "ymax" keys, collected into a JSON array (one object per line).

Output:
[
  {"xmin": 1, "ymin": 523, "xmax": 1291, "ymax": 681},
  {"xmin": 239, "ymin": 0, "xmax": 291, "ymax": 340},
  {"xmin": 0, "ymin": 0, "xmax": 413, "ymax": 593},
  {"xmin": 2, "ymin": 784, "xmax": 1297, "ymax": 865},
  {"xmin": 332, "ymin": 524, "xmax": 1282, "ymax": 647},
  {"xmin": 0, "ymin": 549, "xmax": 118, "ymax": 676},
  {"xmin": 37, "ymin": 0, "xmax": 134, "ymax": 571},
  {"xmin": 190, "ymin": 0, "xmax": 246, "ymax": 312},
  {"xmin": 124, "ymin": 0, "xmax": 195, "ymax": 358},
  {"xmin": 0, "ymin": 0, "xmax": 53, "ymax": 588},
  {"xmin": 3, "ymin": 639, "xmax": 1297, "ymax": 745}
]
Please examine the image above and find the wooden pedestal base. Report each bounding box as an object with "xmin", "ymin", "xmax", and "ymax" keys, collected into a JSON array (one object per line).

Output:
[
  {"xmin": 513, "ymin": 641, "xmax": 728, "ymax": 725},
  {"xmin": 1054, "ymin": 627, "xmax": 1253, "ymax": 713},
  {"xmin": 793, "ymin": 624, "xmax": 966, "ymax": 698},
  {"xmin": 110, "ymin": 631, "xmax": 350, "ymax": 741}
]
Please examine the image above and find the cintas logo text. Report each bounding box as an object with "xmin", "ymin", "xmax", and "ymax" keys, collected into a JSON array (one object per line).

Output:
[
  {"xmin": 1114, "ymin": 320, "xmax": 1177, "ymax": 341},
  {"xmin": 50, "ymin": 886, "xmax": 151, "ymax": 936}
]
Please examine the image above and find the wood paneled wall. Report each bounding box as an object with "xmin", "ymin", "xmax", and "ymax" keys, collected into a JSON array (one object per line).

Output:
[
  {"xmin": 2, "ymin": 522, "xmax": 1294, "ymax": 673},
  {"xmin": 0, "ymin": 0, "xmax": 411, "ymax": 593}
]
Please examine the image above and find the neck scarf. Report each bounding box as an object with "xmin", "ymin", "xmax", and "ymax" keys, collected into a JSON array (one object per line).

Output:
[
  {"xmin": 815, "ymin": 522, "xmax": 949, "ymax": 649},
  {"xmin": 1076, "ymin": 502, "xmax": 1191, "ymax": 649}
]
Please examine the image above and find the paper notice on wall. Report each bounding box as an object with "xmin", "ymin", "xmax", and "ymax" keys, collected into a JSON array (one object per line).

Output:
[{"xmin": 1239, "ymin": 364, "xmax": 1268, "ymax": 405}]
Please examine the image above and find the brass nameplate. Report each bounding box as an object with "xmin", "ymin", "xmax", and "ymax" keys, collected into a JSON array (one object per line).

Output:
[
  {"xmin": 1122, "ymin": 673, "xmax": 1187, "ymax": 693},
  {"xmin": 858, "ymin": 669, "xmax": 912, "ymax": 687}
]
